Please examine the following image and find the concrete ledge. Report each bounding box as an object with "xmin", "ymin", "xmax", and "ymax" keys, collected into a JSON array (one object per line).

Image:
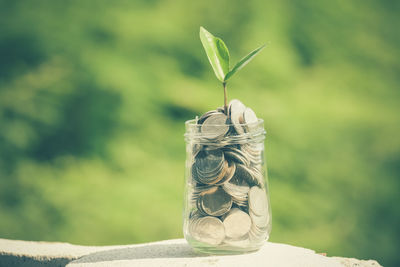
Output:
[{"xmin": 0, "ymin": 238, "xmax": 382, "ymax": 267}]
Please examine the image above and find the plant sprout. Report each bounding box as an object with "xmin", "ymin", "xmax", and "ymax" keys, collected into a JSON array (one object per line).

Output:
[{"xmin": 199, "ymin": 26, "xmax": 266, "ymax": 113}]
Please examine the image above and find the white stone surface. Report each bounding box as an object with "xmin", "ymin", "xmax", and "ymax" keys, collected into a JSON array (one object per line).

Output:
[{"xmin": 0, "ymin": 238, "xmax": 382, "ymax": 267}]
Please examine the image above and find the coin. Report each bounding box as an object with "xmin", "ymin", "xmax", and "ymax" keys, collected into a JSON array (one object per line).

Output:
[
  {"xmin": 223, "ymin": 170, "xmax": 250, "ymax": 197},
  {"xmin": 201, "ymin": 113, "xmax": 229, "ymax": 139},
  {"xmin": 201, "ymin": 186, "xmax": 232, "ymax": 216},
  {"xmin": 223, "ymin": 165, "xmax": 251, "ymax": 207},
  {"xmin": 197, "ymin": 106, "xmax": 226, "ymax": 125},
  {"xmin": 215, "ymin": 160, "xmax": 236, "ymax": 185},
  {"xmin": 223, "ymin": 147, "xmax": 250, "ymax": 166},
  {"xmin": 243, "ymin": 107, "xmax": 258, "ymax": 132},
  {"xmin": 251, "ymin": 166, "xmax": 265, "ymax": 186},
  {"xmin": 196, "ymin": 195, "xmax": 207, "ymax": 215},
  {"xmin": 195, "ymin": 149, "xmax": 224, "ymax": 173},
  {"xmin": 191, "ymin": 162, "xmax": 200, "ymax": 183},
  {"xmin": 209, "ymin": 160, "xmax": 229, "ymax": 185},
  {"xmin": 250, "ymin": 210, "xmax": 269, "ymax": 229},
  {"xmin": 248, "ymin": 222, "xmax": 269, "ymax": 243},
  {"xmin": 191, "ymin": 144, "xmax": 203, "ymax": 159},
  {"xmin": 223, "ymin": 208, "xmax": 252, "ymax": 239},
  {"xmin": 190, "ymin": 216, "xmax": 225, "ymax": 246},
  {"xmin": 191, "ymin": 161, "xmax": 232, "ymax": 205},
  {"xmin": 196, "ymin": 159, "xmax": 228, "ymax": 186},
  {"xmin": 248, "ymin": 186, "xmax": 268, "ymax": 216},
  {"xmin": 233, "ymin": 164, "xmax": 254, "ymax": 186},
  {"xmin": 196, "ymin": 162, "xmax": 223, "ymax": 180},
  {"xmin": 228, "ymin": 99, "xmax": 246, "ymax": 134},
  {"xmin": 241, "ymin": 144, "xmax": 263, "ymax": 168},
  {"xmin": 194, "ymin": 149, "xmax": 225, "ymax": 184},
  {"xmin": 192, "ymin": 162, "xmax": 222, "ymax": 185},
  {"xmin": 191, "ymin": 184, "xmax": 217, "ymax": 204},
  {"xmin": 197, "ymin": 109, "xmax": 222, "ymax": 124}
]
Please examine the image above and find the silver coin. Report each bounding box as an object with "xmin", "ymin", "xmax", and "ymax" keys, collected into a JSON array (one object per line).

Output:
[
  {"xmin": 248, "ymin": 224, "xmax": 269, "ymax": 243},
  {"xmin": 243, "ymin": 107, "xmax": 258, "ymax": 132},
  {"xmin": 223, "ymin": 184, "xmax": 248, "ymax": 200},
  {"xmin": 193, "ymin": 163, "xmax": 222, "ymax": 185},
  {"xmin": 250, "ymin": 210, "xmax": 269, "ymax": 229},
  {"xmin": 215, "ymin": 160, "xmax": 236, "ymax": 185},
  {"xmin": 201, "ymin": 113, "xmax": 229, "ymax": 139},
  {"xmin": 190, "ymin": 216, "xmax": 225, "ymax": 246},
  {"xmin": 204, "ymin": 160, "xmax": 229, "ymax": 185},
  {"xmin": 196, "ymin": 195, "xmax": 206, "ymax": 215},
  {"xmin": 195, "ymin": 149, "xmax": 224, "ymax": 173},
  {"xmin": 223, "ymin": 147, "xmax": 250, "ymax": 166},
  {"xmin": 249, "ymin": 220, "xmax": 268, "ymax": 239},
  {"xmin": 222, "ymin": 208, "xmax": 252, "ymax": 239},
  {"xmin": 248, "ymin": 186, "xmax": 268, "ymax": 216},
  {"xmin": 223, "ymin": 166, "xmax": 250, "ymax": 207},
  {"xmin": 189, "ymin": 211, "xmax": 206, "ymax": 238},
  {"xmin": 201, "ymin": 186, "xmax": 232, "ymax": 216},
  {"xmin": 197, "ymin": 168, "xmax": 224, "ymax": 185},
  {"xmin": 228, "ymin": 99, "xmax": 246, "ymax": 134},
  {"xmin": 194, "ymin": 149, "xmax": 225, "ymax": 184},
  {"xmin": 231, "ymin": 164, "xmax": 263, "ymax": 187},
  {"xmin": 241, "ymin": 143, "xmax": 262, "ymax": 158},
  {"xmin": 241, "ymin": 143, "xmax": 262, "ymax": 154},
  {"xmin": 223, "ymin": 173, "xmax": 250, "ymax": 198},
  {"xmin": 247, "ymin": 166, "xmax": 264, "ymax": 186},
  {"xmin": 191, "ymin": 163, "xmax": 200, "ymax": 183},
  {"xmin": 233, "ymin": 164, "xmax": 254, "ymax": 187},
  {"xmin": 232, "ymin": 198, "xmax": 248, "ymax": 207},
  {"xmin": 189, "ymin": 210, "xmax": 202, "ymax": 222},
  {"xmin": 191, "ymin": 144, "xmax": 203, "ymax": 159},
  {"xmin": 191, "ymin": 184, "xmax": 217, "ymax": 203},
  {"xmin": 196, "ymin": 162, "xmax": 223, "ymax": 179},
  {"xmin": 197, "ymin": 109, "xmax": 223, "ymax": 124}
]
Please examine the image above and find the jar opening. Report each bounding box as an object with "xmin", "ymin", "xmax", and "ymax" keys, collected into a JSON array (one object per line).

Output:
[{"xmin": 184, "ymin": 118, "xmax": 266, "ymax": 144}]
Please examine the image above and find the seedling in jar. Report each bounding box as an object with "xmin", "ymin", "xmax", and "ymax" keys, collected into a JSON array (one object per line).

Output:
[{"xmin": 199, "ymin": 27, "xmax": 266, "ymax": 114}]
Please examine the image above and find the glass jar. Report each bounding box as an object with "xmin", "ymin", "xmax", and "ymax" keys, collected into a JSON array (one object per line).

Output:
[{"xmin": 183, "ymin": 118, "xmax": 271, "ymax": 254}]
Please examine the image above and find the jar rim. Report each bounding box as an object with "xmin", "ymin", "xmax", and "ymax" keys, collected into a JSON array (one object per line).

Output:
[
  {"xmin": 184, "ymin": 118, "xmax": 266, "ymax": 143},
  {"xmin": 185, "ymin": 118, "xmax": 265, "ymax": 128}
]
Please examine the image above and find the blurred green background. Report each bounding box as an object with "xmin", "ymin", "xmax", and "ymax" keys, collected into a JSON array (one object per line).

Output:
[{"xmin": 0, "ymin": 0, "xmax": 399, "ymax": 265}]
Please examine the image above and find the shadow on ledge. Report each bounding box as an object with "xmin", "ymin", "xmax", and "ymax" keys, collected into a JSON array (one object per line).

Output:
[
  {"xmin": 0, "ymin": 255, "xmax": 71, "ymax": 267},
  {"xmin": 71, "ymin": 242, "xmax": 206, "ymax": 264}
]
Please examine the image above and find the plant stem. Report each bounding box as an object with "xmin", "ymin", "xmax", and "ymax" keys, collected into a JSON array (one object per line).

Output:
[{"xmin": 223, "ymin": 82, "xmax": 227, "ymax": 114}]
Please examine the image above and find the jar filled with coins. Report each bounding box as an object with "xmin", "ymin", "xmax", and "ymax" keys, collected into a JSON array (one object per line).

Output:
[{"xmin": 183, "ymin": 99, "xmax": 271, "ymax": 254}]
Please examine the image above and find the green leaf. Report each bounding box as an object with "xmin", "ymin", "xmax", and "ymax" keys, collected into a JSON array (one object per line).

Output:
[
  {"xmin": 224, "ymin": 44, "xmax": 266, "ymax": 81},
  {"xmin": 199, "ymin": 27, "xmax": 230, "ymax": 82}
]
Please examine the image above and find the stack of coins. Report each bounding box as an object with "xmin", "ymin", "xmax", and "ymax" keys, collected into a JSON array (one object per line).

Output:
[{"xmin": 188, "ymin": 99, "xmax": 270, "ymax": 248}]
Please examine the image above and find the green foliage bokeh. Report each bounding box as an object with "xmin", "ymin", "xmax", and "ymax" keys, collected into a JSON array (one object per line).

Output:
[{"xmin": 0, "ymin": 1, "xmax": 399, "ymax": 266}]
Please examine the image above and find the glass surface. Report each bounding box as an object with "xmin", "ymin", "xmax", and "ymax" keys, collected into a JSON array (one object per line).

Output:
[{"xmin": 183, "ymin": 119, "xmax": 271, "ymax": 254}]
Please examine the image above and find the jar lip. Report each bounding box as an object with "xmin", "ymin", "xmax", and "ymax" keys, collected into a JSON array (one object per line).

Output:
[
  {"xmin": 184, "ymin": 118, "xmax": 266, "ymax": 143},
  {"xmin": 185, "ymin": 118, "xmax": 265, "ymax": 128}
]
